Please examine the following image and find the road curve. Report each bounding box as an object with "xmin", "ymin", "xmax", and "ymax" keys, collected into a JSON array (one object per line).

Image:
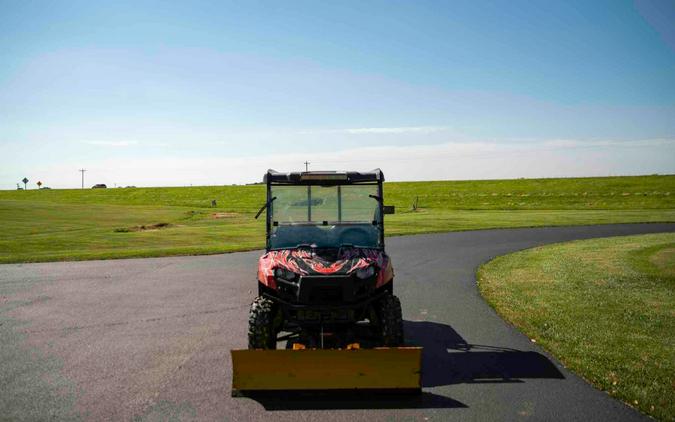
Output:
[{"xmin": 1, "ymin": 223, "xmax": 674, "ymax": 421}]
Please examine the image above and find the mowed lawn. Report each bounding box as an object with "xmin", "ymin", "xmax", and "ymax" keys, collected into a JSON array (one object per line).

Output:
[
  {"xmin": 478, "ymin": 233, "xmax": 675, "ymax": 420},
  {"xmin": 0, "ymin": 174, "xmax": 674, "ymax": 263}
]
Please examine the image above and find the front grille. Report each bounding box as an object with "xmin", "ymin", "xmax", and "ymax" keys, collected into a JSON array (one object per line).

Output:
[
  {"xmin": 309, "ymin": 285, "xmax": 342, "ymax": 304},
  {"xmin": 293, "ymin": 275, "xmax": 376, "ymax": 305}
]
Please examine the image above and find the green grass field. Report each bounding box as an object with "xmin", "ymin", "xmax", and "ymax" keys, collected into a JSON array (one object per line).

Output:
[
  {"xmin": 0, "ymin": 175, "xmax": 674, "ymax": 263},
  {"xmin": 477, "ymin": 233, "xmax": 675, "ymax": 421}
]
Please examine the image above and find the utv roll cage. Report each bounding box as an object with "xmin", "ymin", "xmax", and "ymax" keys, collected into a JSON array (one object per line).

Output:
[{"xmin": 259, "ymin": 169, "xmax": 386, "ymax": 251}]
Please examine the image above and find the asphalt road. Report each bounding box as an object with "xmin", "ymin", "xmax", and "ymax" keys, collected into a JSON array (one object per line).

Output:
[{"xmin": 1, "ymin": 223, "xmax": 674, "ymax": 421}]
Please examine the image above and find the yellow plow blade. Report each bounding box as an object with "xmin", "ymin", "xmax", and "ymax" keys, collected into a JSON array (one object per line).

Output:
[{"xmin": 231, "ymin": 347, "xmax": 422, "ymax": 394}]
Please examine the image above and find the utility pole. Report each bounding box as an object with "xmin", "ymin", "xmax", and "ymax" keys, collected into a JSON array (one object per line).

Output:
[
  {"xmin": 79, "ymin": 169, "xmax": 86, "ymax": 189},
  {"xmin": 304, "ymin": 161, "xmax": 310, "ymax": 171}
]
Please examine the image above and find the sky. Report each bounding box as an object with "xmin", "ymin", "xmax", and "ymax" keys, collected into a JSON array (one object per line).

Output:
[{"xmin": 1, "ymin": 0, "xmax": 674, "ymax": 189}]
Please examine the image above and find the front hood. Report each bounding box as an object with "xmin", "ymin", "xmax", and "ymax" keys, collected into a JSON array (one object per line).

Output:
[
  {"xmin": 259, "ymin": 248, "xmax": 387, "ymax": 277},
  {"xmin": 258, "ymin": 248, "xmax": 394, "ymax": 290}
]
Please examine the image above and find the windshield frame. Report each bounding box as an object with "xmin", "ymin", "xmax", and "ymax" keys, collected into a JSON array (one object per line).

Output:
[{"xmin": 264, "ymin": 178, "xmax": 384, "ymax": 251}]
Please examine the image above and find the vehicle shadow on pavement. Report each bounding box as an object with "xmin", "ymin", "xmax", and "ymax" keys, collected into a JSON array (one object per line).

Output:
[
  {"xmin": 244, "ymin": 390, "xmax": 466, "ymax": 411},
  {"xmin": 403, "ymin": 320, "xmax": 565, "ymax": 388}
]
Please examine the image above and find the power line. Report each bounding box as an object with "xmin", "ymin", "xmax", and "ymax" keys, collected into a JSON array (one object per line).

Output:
[{"xmin": 79, "ymin": 169, "xmax": 86, "ymax": 189}]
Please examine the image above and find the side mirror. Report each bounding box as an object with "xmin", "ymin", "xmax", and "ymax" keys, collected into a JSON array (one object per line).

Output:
[{"xmin": 383, "ymin": 205, "xmax": 395, "ymax": 215}]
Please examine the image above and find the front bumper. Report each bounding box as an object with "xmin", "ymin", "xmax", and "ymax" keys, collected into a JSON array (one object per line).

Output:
[
  {"xmin": 262, "ymin": 274, "xmax": 384, "ymax": 324},
  {"xmin": 275, "ymin": 274, "xmax": 377, "ymax": 305},
  {"xmin": 264, "ymin": 289, "xmax": 386, "ymax": 324}
]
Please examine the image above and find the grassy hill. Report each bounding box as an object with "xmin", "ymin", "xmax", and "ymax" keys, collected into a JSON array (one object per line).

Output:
[{"xmin": 0, "ymin": 175, "xmax": 673, "ymax": 263}]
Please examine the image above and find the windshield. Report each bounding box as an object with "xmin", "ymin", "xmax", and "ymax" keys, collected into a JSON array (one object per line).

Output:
[{"xmin": 269, "ymin": 184, "xmax": 381, "ymax": 249}]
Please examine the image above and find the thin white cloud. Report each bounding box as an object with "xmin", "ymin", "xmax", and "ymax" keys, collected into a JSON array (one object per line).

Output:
[
  {"xmin": 83, "ymin": 140, "xmax": 138, "ymax": 147},
  {"xmin": 344, "ymin": 126, "xmax": 450, "ymax": 134},
  {"xmin": 540, "ymin": 138, "xmax": 675, "ymax": 149},
  {"xmin": 298, "ymin": 126, "xmax": 452, "ymax": 135}
]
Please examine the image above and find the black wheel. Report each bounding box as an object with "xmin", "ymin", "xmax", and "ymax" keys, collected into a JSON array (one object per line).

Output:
[
  {"xmin": 248, "ymin": 296, "xmax": 278, "ymax": 349},
  {"xmin": 377, "ymin": 293, "xmax": 404, "ymax": 346}
]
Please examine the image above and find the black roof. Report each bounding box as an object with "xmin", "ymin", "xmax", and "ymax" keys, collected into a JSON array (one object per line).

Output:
[{"xmin": 264, "ymin": 169, "xmax": 384, "ymax": 185}]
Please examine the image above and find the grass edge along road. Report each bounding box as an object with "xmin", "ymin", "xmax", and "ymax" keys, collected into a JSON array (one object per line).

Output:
[
  {"xmin": 1, "ymin": 175, "xmax": 674, "ymax": 263},
  {"xmin": 477, "ymin": 232, "xmax": 675, "ymax": 421}
]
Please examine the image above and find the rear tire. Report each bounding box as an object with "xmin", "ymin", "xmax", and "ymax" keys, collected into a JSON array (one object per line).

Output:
[
  {"xmin": 248, "ymin": 296, "xmax": 278, "ymax": 349},
  {"xmin": 377, "ymin": 293, "xmax": 404, "ymax": 346}
]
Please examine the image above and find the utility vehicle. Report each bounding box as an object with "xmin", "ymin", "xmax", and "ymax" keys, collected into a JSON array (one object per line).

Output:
[
  {"xmin": 251, "ymin": 169, "xmax": 402, "ymax": 349},
  {"xmin": 230, "ymin": 169, "xmax": 420, "ymax": 394}
]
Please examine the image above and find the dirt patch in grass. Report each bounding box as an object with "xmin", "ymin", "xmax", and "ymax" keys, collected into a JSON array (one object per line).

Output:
[
  {"xmin": 212, "ymin": 212, "xmax": 239, "ymax": 219},
  {"xmin": 114, "ymin": 223, "xmax": 171, "ymax": 233}
]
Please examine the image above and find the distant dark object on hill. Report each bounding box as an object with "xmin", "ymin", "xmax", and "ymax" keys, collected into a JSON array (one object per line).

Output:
[
  {"xmin": 40, "ymin": 187, "xmax": 51, "ymax": 190},
  {"xmin": 92, "ymin": 184, "xmax": 107, "ymax": 189},
  {"xmin": 125, "ymin": 186, "xmax": 136, "ymax": 188}
]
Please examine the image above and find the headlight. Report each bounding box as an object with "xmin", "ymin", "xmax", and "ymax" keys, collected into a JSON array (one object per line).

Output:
[
  {"xmin": 274, "ymin": 268, "xmax": 297, "ymax": 281},
  {"xmin": 355, "ymin": 266, "xmax": 376, "ymax": 280}
]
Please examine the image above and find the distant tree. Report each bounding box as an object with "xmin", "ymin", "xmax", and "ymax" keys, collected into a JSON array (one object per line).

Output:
[
  {"xmin": 22, "ymin": 177, "xmax": 28, "ymax": 190},
  {"xmin": 37, "ymin": 181, "xmax": 42, "ymax": 189}
]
